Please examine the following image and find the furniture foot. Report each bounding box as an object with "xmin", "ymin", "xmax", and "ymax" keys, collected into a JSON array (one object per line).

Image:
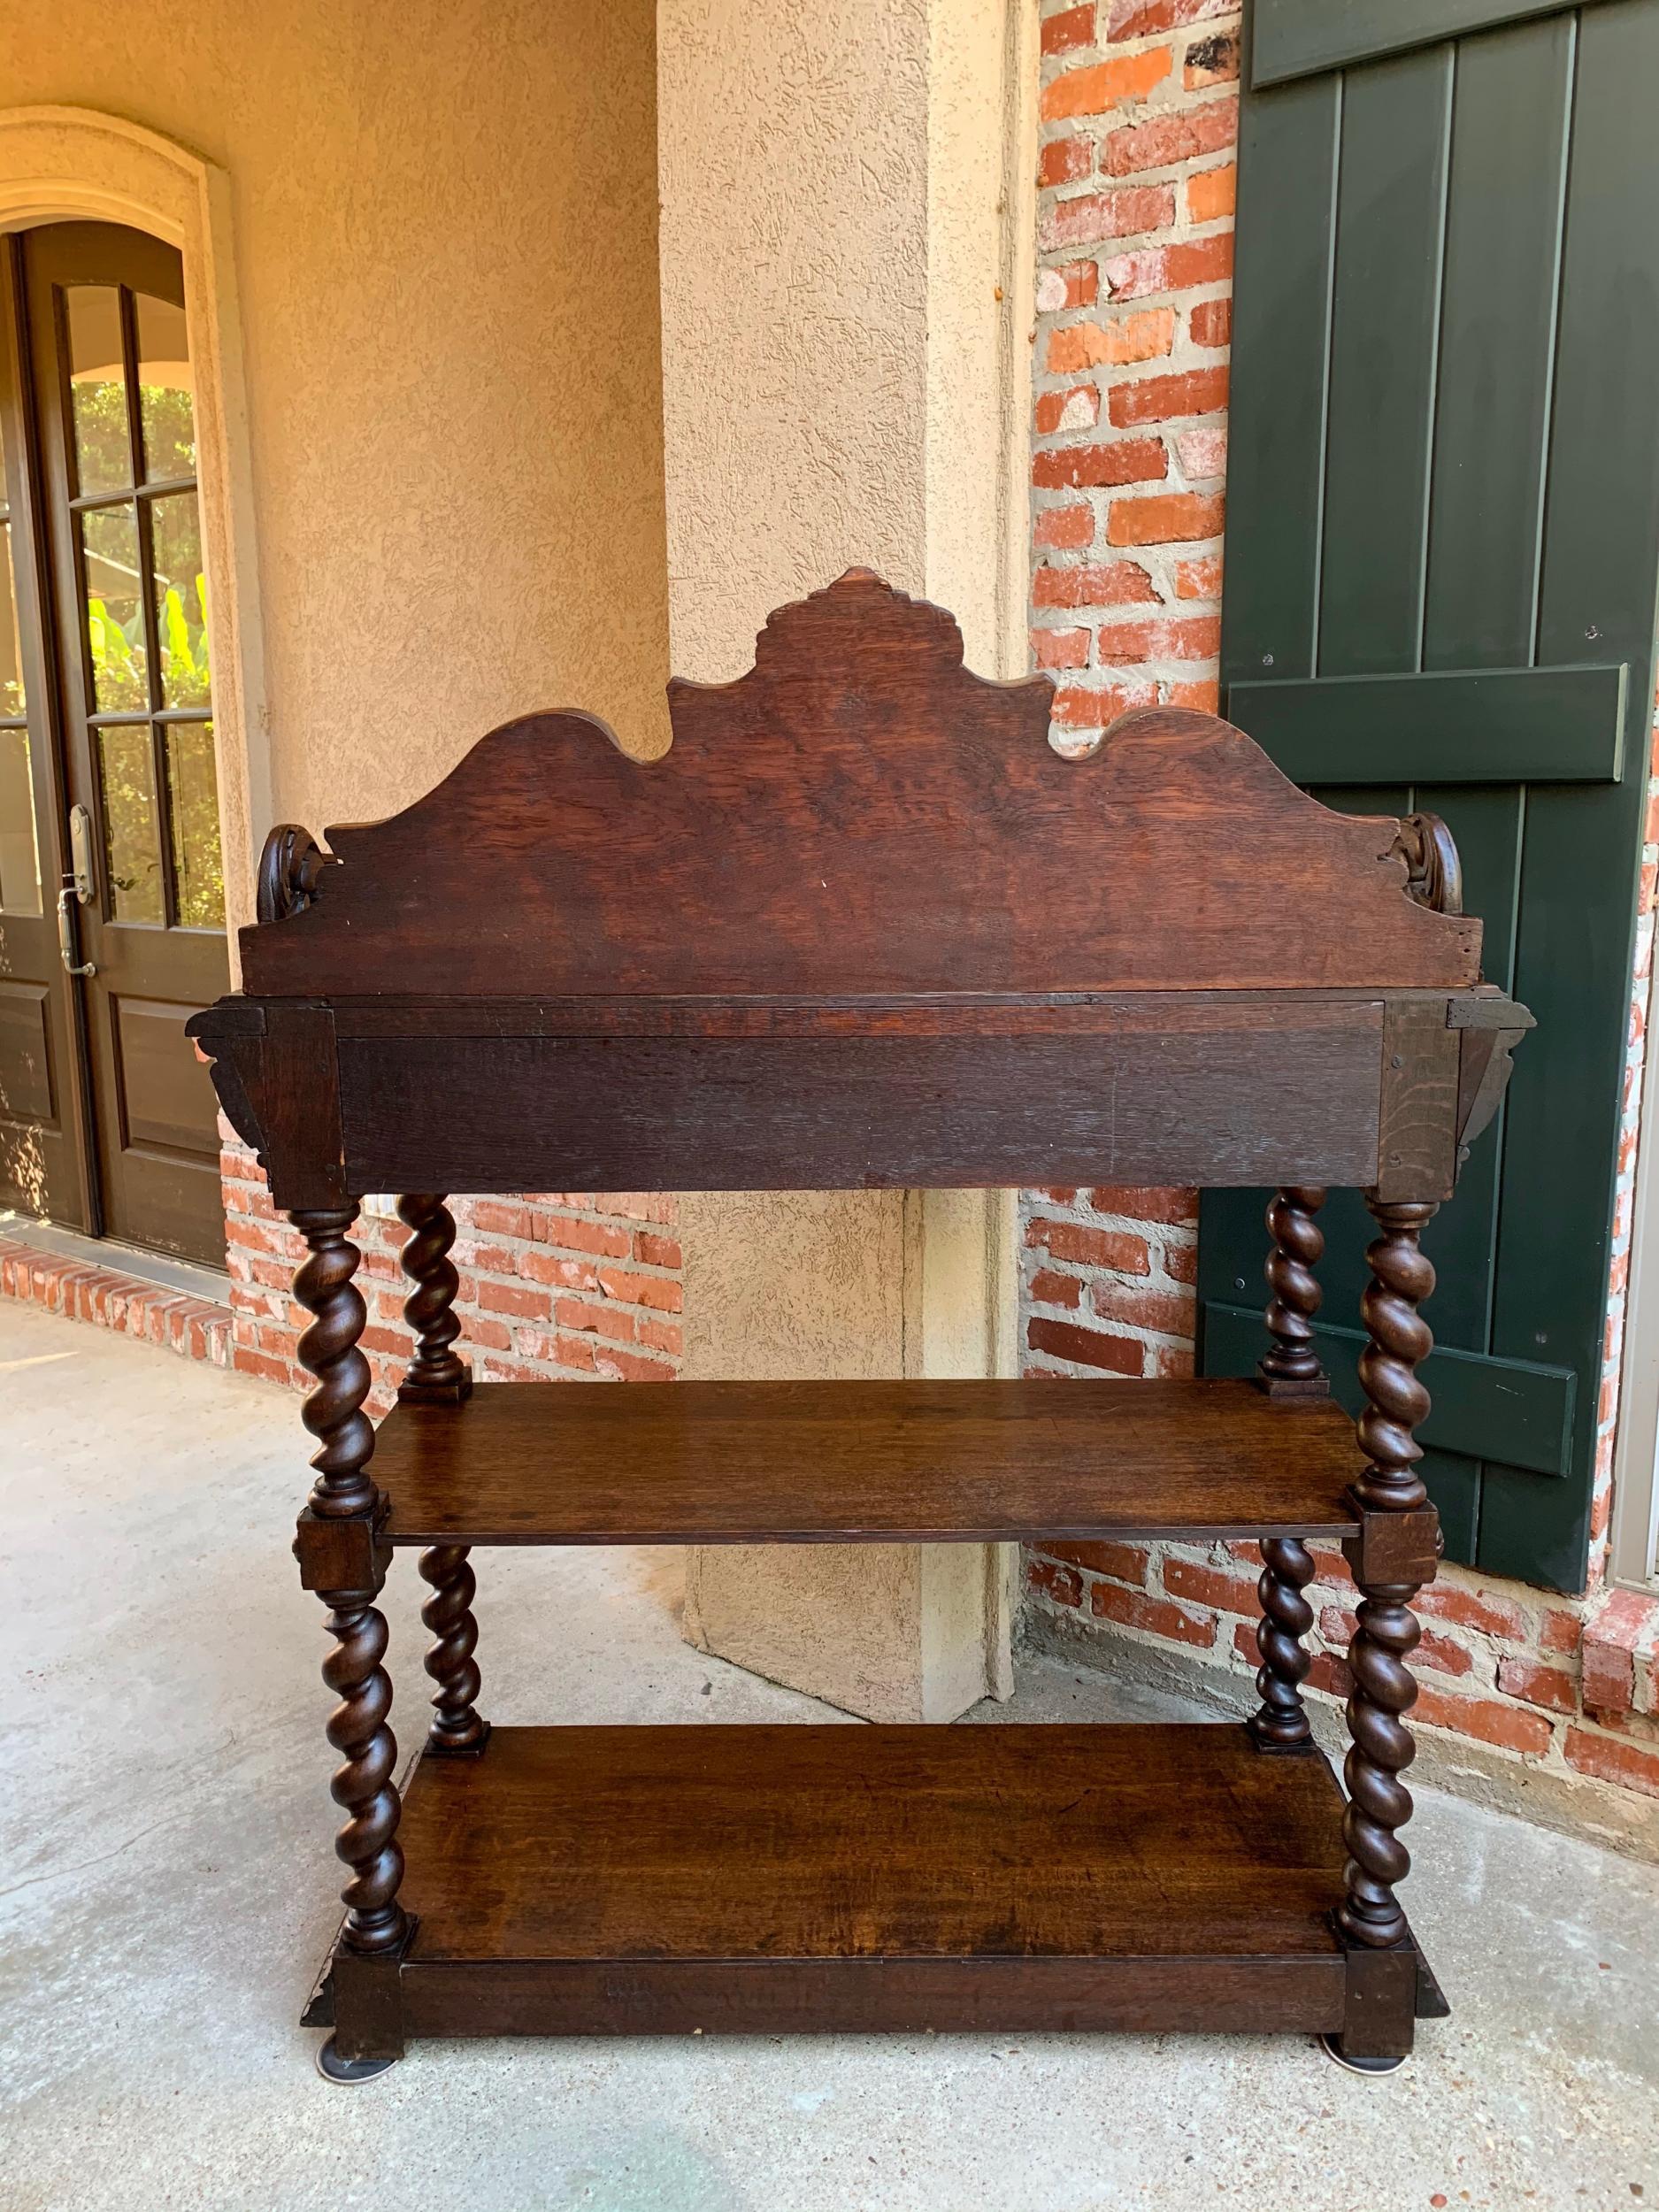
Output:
[
  {"xmin": 315, "ymin": 2036, "xmax": 400, "ymax": 2085},
  {"xmin": 1318, "ymin": 2032, "xmax": 1406, "ymax": 2077}
]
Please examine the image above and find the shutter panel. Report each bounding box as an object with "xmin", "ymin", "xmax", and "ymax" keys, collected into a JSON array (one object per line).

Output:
[{"xmin": 1198, "ymin": 0, "xmax": 1659, "ymax": 1593}]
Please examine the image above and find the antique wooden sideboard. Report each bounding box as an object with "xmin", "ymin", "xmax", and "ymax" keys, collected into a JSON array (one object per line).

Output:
[{"xmin": 188, "ymin": 571, "xmax": 1532, "ymax": 2079}]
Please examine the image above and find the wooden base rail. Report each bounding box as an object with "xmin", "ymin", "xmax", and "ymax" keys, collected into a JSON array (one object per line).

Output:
[{"xmin": 301, "ymin": 1725, "xmax": 1450, "ymax": 2063}]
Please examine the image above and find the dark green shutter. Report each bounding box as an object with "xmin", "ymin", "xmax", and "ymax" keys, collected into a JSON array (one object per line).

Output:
[{"xmin": 1197, "ymin": 0, "xmax": 1659, "ymax": 1593}]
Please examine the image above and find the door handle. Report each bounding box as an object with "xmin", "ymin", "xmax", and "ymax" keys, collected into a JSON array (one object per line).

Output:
[
  {"xmin": 58, "ymin": 879, "xmax": 96, "ymax": 976},
  {"xmin": 68, "ymin": 802, "xmax": 96, "ymax": 904}
]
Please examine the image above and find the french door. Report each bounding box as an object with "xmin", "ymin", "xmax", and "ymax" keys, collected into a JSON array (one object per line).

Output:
[{"xmin": 0, "ymin": 222, "xmax": 228, "ymax": 1267}]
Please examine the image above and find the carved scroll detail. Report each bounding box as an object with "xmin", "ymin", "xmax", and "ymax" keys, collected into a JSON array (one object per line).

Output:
[
  {"xmin": 257, "ymin": 824, "xmax": 334, "ymax": 924},
  {"xmin": 1391, "ymin": 812, "xmax": 1463, "ymax": 917}
]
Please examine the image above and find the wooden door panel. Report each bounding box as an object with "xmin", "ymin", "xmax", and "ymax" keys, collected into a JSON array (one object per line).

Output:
[
  {"xmin": 19, "ymin": 223, "xmax": 230, "ymax": 1268},
  {"xmin": 0, "ymin": 237, "xmax": 91, "ymax": 1233},
  {"xmin": 1202, "ymin": 0, "xmax": 1659, "ymax": 1591},
  {"xmin": 0, "ymin": 979, "xmax": 55, "ymax": 1122},
  {"xmin": 110, "ymin": 995, "xmax": 219, "ymax": 1154},
  {"xmin": 101, "ymin": 991, "xmax": 223, "ymax": 1252}
]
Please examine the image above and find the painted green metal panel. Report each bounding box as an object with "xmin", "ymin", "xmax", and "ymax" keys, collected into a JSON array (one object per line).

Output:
[
  {"xmin": 1200, "ymin": 1305, "xmax": 1576, "ymax": 1477},
  {"xmin": 1252, "ymin": 0, "xmax": 1603, "ymax": 87},
  {"xmin": 1226, "ymin": 665, "xmax": 1626, "ymax": 782},
  {"xmin": 1205, "ymin": 0, "xmax": 1659, "ymax": 1593}
]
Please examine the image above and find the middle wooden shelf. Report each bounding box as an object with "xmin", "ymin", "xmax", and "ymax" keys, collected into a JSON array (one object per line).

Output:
[{"xmin": 370, "ymin": 1377, "xmax": 1365, "ymax": 1547}]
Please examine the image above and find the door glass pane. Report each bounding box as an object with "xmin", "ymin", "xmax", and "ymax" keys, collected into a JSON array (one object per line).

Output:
[
  {"xmin": 150, "ymin": 492, "xmax": 211, "ymax": 709},
  {"xmin": 134, "ymin": 294, "xmax": 195, "ymax": 482},
  {"xmin": 80, "ymin": 503, "xmax": 149, "ymax": 710},
  {"xmin": 98, "ymin": 725, "xmax": 163, "ymax": 922},
  {"xmin": 0, "ymin": 727, "xmax": 41, "ymax": 913},
  {"xmin": 65, "ymin": 286, "xmax": 131, "ymax": 495},
  {"xmin": 165, "ymin": 721, "xmax": 222, "ymax": 928},
  {"xmin": 1, "ymin": 522, "xmax": 23, "ymax": 715}
]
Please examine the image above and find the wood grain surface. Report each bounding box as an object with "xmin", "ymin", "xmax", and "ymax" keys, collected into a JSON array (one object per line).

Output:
[
  {"xmin": 237, "ymin": 571, "xmax": 1481, "ymax": 999},
  {"xmin": 373, "ymin": 1377, "xmax": 1364, "ymax": 1545},
  {"xmin": 338, "ymin": 1026, "xmax": 1387, "ymax": 1194},
  {"xmin": 396, "ymin": 1723, "xmax": 1348, "ymax": 1963}
]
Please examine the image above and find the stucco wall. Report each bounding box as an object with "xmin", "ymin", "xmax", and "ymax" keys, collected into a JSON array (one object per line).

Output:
[
  {"xmin": 5, "ymin": 0, "xmax": 672, "ymax": 841},
  {"xmin": 658, "ymin": 0, "xmax": 1036, "ymax": 1720}
]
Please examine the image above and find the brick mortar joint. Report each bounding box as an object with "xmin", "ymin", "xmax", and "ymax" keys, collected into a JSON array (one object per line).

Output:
[
  {"xmin": 1024, "ymin": 1575, "xmax": 1656, "ymax": 1774},
  {"xmin": 1028, "ymin": 1535, "xmax": 1659, "ymax": 1733}
]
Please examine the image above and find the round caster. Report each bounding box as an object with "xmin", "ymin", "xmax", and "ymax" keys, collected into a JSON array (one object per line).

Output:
[
  {"xmin": 1318, "ymin": 2032, "xmax": 1407, "ymax": 2076},
  {"xmin": 315, "ymin": 2035, "xmax": 398, "ymax": 2085}
]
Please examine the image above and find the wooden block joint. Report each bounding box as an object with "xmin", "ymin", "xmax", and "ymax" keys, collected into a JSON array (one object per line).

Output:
[
  {"xmin": 1344, "ymin": 1502, "xmax": 1440, "ymax": 1589},
  {"xmin": 329, "ymin": 1916, "xmax": 418, "ymax": 2062},
  {"xmin": 396, "ymin": 1367, "xmax": 474, "ymax": 1406},
  {"xmin": 293, "ymin": 1500, "xmax": 392, "ymax": 1594},
  {"xmin": 1255, "ymin": 1372, "xmax": 1333, "ymax": 1402},
  {"xmin": 1338, "ymin": 1932, "xmax": 1423, "ymax": 2062}
]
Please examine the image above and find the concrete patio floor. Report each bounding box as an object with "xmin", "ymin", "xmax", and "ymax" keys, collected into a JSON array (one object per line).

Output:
[{"xmin": 3, "ymin": 1298, "xmax": 1656, "ymax": 2212}]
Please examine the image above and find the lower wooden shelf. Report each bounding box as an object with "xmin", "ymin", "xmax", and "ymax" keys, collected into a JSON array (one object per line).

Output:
[{"xmin": 307, "ymin": 1723, "xmax": 1445, "ymax": 2050}]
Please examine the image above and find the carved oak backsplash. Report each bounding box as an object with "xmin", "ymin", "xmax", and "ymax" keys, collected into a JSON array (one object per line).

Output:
[{"xmin": 238, "ymin": 570, "xmax": 1482, "ymax": 1000}]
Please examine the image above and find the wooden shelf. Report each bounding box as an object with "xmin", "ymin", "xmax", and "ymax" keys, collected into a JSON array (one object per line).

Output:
[
  {"xmin": 372, "ymin": 1377, "xmax": 1363, "ymax": 1546},
  {"xmin": 363, "ymin": 1722, "xmax": 1370, "ymax": 2038}
]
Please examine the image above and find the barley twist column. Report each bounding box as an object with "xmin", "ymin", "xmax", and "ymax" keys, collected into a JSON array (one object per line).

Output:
[
  {"xmin": 1339, "ymin": 1198, "xmax": 1436, "ymax": 1950},
  {"xmin": 292, "ymin": 1208, "xmax": 408, "ymax": 1956},
  {"xmin": 1249, "ymin": 1187, "xmax": 1327, "ymax": 1751},
  {"xmin": 1248, "ymin": 1537, "xmax": 1317, "ymax": 1752},
  {"xmin": 294, "ymin": 1208, "xmax": 376, "ymax": 1517},
  {"xmin": 419, "ymin": 1546, "xmax": 488, "ymax": 1754},
  {"xmin": 1259, "ymin": 1186, "xmax": 1328, "ymax": 1394},
  {"xmin": 396, "ymin": 1194, "xmax": 487, "ymax": 1752},
  {"xmin": 319, "ymin": 1587, "xmax": 408, "ymax": 1954},
  {"xmin": 396, "ymin": 1194, "xmax": 472, "ymax": 1403}
]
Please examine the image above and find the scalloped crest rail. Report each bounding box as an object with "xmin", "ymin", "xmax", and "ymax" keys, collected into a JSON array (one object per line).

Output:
[
  {"xmin": 237, "ymin": 569, "xmax": 1482, "ymax": 999},
  {"xmin": 187, "ymin": 571, "xmax": 1532, "ymax": 2076}
]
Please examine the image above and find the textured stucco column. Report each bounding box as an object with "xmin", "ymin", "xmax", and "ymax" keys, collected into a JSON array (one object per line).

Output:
[{"xmin": 657, "ymin": 0, "xmax": 1038, "ymax": 1721}]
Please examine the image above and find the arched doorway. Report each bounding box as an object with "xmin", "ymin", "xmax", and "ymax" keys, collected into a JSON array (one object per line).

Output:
[{"xmin": 1, "ymin": 220, "xmax": 227, "ymax": 1265}]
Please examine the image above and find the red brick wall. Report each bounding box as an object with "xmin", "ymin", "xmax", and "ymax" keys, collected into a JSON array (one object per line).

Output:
[
  {"xmin": 221, "ymin": 1134, "xmax": 682, "ymax": 1415},
  {"xmin": 1022, "ymin": 0, "xmax": 1659, "ymax": 1810}
]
